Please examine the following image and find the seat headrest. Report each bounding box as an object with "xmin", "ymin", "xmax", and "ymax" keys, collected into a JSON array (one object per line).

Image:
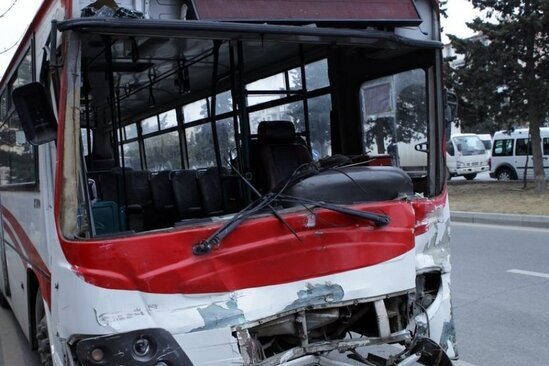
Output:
[{"xmin": 258, "ymin": 121, "xmax": 296, "ymax": 142}]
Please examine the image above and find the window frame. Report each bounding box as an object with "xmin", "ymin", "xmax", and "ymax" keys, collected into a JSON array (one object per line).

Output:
[{"xmin": 515, "ymin": 138, "xmax": 531, "ymax": 156}]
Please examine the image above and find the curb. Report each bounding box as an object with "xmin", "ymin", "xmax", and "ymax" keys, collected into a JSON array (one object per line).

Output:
[{"xmin": 451, "ymin": 211, "xmax": 549, "ymax": 229}]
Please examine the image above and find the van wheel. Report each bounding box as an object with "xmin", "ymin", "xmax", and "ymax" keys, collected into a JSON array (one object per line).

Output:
[
  {"xmin": 446, "ymin": 168, "xmax": 452, "ymax": 181},
  {"xmin": 496, "ymin": 168, "xmax": 514, "ymax": 181},
  {"xmin": 464, "ymin": 173, "xmax": 477, "ymax": 180},
  {"xmin": 35, "ymin": 293, "xmax": 53, "ymax": 366}
]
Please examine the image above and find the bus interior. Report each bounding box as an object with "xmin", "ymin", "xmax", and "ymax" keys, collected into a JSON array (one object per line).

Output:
[{"xmin": 71, "ymin": 20, "xmax": 443, "ymax": 238}]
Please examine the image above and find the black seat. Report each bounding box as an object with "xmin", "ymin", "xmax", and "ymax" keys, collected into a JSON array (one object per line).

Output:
[
  {"xmin": 251, "ymin": 121, "xmax": 313, "ymax": 191},
  {"xmin": 125, "ymin": 170, "xmax": 153, "ymax": 231},
  {"xmin": 96, "ymin": 168, "xmax": 131, "ymax": 204},
  {"xmin": 170, "ymin": 170, "xmax": 203, "ymax": 219},
  {"xmin": 196, "ymin": 167, "xmax": 227, "ymax": 216},
  {"xmin": 150, "ymin": 170, "xmax": 178, "ymax": 227}
]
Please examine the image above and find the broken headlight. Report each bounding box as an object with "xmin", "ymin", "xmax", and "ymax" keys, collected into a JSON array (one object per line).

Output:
[{"xmin": 75, "ymin": 328, "xmax": 193, "ymax": 366}]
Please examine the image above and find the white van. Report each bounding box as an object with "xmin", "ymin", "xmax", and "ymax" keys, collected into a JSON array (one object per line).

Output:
[
  {"xmin": 490, "ymin": 127, "xmax": 549, "ymax": 180},
  {"xmin": 447, "ymin": 133, "xmax": 490, "ymax": 180}
]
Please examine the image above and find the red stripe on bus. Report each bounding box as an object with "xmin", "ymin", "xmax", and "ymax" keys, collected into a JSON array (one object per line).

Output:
[
  {"xmin": 2, "ymin": 223, "xmax": 27, "ymax": 268},
  {"xmin": 60, "ymin": 201, "xmax": 415, "ymax": 294},
  {"xmin": 1, "ymin": 208, "xmax": 52, "ymax": 305}
]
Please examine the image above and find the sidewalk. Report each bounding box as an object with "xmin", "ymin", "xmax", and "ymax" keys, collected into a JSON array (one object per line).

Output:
[{"xmin": 451, "ymin": 211, "xmax": 549, "ymax": 229}]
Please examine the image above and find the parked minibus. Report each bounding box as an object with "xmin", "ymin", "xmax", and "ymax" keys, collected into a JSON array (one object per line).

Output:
[{"xmin": 490, "ymin": 128, "xmax": 549, "ymax": 180}]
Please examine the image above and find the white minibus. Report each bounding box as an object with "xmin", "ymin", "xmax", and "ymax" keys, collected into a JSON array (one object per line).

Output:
[{"xmin": 490, "ymin": 128, "xmax": 549, "ymax": 180}]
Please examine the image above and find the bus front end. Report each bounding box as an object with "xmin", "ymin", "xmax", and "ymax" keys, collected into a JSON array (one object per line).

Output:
[{"xmin": 7, "ymin": 0, "xmax": 457, "ymax": 365}]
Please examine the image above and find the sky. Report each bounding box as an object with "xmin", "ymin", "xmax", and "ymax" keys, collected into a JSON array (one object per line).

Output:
[{"xmin": 0, "ymin": 0, "xmax": 482, "ymax": 80}]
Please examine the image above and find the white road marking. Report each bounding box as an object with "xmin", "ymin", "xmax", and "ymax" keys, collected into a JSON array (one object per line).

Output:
[
  {"xmin": 453, "ymin": 221, "xmax": 549, "ymax": 233},
  {"xmin": 508, "ymin": 269, "xmax": 549, "ymax": 279},
  {"xmin": 453, "ymin": 361, "xmax": 477, "ymax": 366}
]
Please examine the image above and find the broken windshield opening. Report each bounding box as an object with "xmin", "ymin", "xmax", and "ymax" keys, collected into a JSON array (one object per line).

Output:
[
  {"xmin": 70, "ymin": 26, "xmax": 441, "ymax": 239},
  {"xmin": 193, "ymin": 162, "xmax": 391, "ymax": 255}
]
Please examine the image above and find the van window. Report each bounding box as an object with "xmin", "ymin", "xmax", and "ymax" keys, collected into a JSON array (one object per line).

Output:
[
  {"xmin": 493, "ymin": 139, "xmax": 513, "ymax": 157},
  {"xmin": 543, "ymin": 138, "xmax": 549, "ymax": 155},
  {"xmin": 481, "ymin": 140, "xmax": 492, "ymax": 150},
  {"xmin": 515, "ymin": 138, "xmax": 531, "ymax": 156}
]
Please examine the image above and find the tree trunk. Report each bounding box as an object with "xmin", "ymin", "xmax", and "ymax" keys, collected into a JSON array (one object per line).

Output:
[
  {"xmin": 529, "ymin": 122, "xmax": 545, "ymax": 193},
  {"xmin": 524, "ymin": 0, "xmax": 545, "ymax": 193}
]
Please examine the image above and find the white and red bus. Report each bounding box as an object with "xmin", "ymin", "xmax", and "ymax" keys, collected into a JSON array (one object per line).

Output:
[{"xmin": 0, "ymin": 0, "xmax": 457, "ymax": 365}]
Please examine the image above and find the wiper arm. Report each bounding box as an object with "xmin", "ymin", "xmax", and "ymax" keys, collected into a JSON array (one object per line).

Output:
[
  {"xmin": 229, "ymin": 160, "xmax": 302, "ymax": 242},
  {"xmin": 193, "ymin": 163, "xmax": 319, "ymax": 256},
  {"xmin": 192, "ymin": 193, "xmax": 276, "ymax": 255},
  {"xmin": 279, "ymin": 195, "xmax": 390, "ymax": 227}
]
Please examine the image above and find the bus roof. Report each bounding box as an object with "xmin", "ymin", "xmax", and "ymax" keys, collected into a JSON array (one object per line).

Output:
[
  {"xmin": 58, "ymin": 18, "xmax": 442, "ymax": 49},
  {"xmin": 60, "ymin": 18, "xmax": 441, "ymax": 126},
  {"xmin": 1, "ymin": 0, "xmax": 438, "ymax": 90}
]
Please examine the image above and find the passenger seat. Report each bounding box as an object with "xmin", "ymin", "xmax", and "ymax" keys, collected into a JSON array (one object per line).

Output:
[
  {"xmin": 251, "ymin": 121, "xmax": 313, "ymax": 191},
  {"xmin": 196, "ymin": 167, "xmax": 228, "ymax": 216},
  {"xmin": 150, "ymin": 170, "xmax": 178, "ymax": 227},
  {"xmin": 171, "ymin": 170, "xmax": 203, "ymax": 219}
]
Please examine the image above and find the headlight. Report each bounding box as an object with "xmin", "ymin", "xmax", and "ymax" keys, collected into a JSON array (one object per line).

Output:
[
  {"xmin": 75, "ymin": 328, "xmax": 193, "ymax": 366},
  {"xmin": 133, "ymin": 335, "xmax": 154, "ymax": 360},
  {"xmin": 456, "ymin": 161, "xmax": 465, "ymax": 168}
]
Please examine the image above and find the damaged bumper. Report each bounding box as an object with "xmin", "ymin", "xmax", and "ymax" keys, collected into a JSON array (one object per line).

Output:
[
  {"xmin": 237, "ymin": 330, "xmax": 453, "ymax": 366},
  {"xmin": 234, "ymin": 289, "xmax": 453, "ymax": 366}
]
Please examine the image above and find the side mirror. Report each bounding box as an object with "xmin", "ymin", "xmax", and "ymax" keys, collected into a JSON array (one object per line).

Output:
[
  {"xmin": 414, "ymin": 142, "xmax": 428, "ymax": 153},
  {"xmin": 12, "ymin": 82, "xmax": 57, "ymax": 146}
]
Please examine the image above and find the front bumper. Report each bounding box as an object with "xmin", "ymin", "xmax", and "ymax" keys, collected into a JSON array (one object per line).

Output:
[
  {"xmin": 268, "ymin": 337, "xmax": 453, "ymax": 366},
  {"xmin": 455, "ymin": 165, "xmax": 489, "ymax": 175}
]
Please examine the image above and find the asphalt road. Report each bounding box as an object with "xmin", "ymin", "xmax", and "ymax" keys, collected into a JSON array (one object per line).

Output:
[
  {"xmin": 1, "ymin": 222, "xmax": 547, "ymax": 366},
  {"xmin": 451, "ymin": 222, "xmax": 549, "ymax": 366},
  {"xmin": 0, "ymin": 305, "xmax": 39, "ymax": 366}
]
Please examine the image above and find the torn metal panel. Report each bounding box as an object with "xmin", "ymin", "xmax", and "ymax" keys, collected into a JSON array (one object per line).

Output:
[
  {"xmin": 412, "ymin": 195, "xmax": 458, "ymax": 359},
  {"xmin": 192, "ymin": 298, "xmax": 246, "ymax": 331},
  {"xmin": 284, "ymin": 283, "xmax": 344, "ymax": 311},
  {"xmin": 412, "ymin": 272, "xmax": 458, "ymax": 360}
]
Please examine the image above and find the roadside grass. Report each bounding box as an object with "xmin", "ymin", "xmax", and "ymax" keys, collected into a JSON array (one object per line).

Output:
[{"xmin": 448, "ymin": 181, "xmax": 549, "ymax": 216}]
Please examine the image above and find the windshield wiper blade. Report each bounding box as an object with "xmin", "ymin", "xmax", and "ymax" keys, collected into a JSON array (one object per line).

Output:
[
  {"xmin": 193, "ymin": 163, "xmax": 320, "ymax": 256},
  {"xmin": 279, "ymin": 195, "xmax": 390, "ymax": 227},
  {"xmin": 192, "ymin": 193, "xmax": 276, "ymax": 255},
  {"xmin": 229, "ymin": 159, "xmax": 302, "ymax": 243}
]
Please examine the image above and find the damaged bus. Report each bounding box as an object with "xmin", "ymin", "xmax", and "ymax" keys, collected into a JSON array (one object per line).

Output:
[{"xmin": 0, "ymin": 0, "xmax": 457, "ymax": 365}]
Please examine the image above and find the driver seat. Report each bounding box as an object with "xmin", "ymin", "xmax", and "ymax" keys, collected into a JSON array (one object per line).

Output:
[{"xmin": 251, "ymin": 121, "xmax": 313, "ymax": 192}]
